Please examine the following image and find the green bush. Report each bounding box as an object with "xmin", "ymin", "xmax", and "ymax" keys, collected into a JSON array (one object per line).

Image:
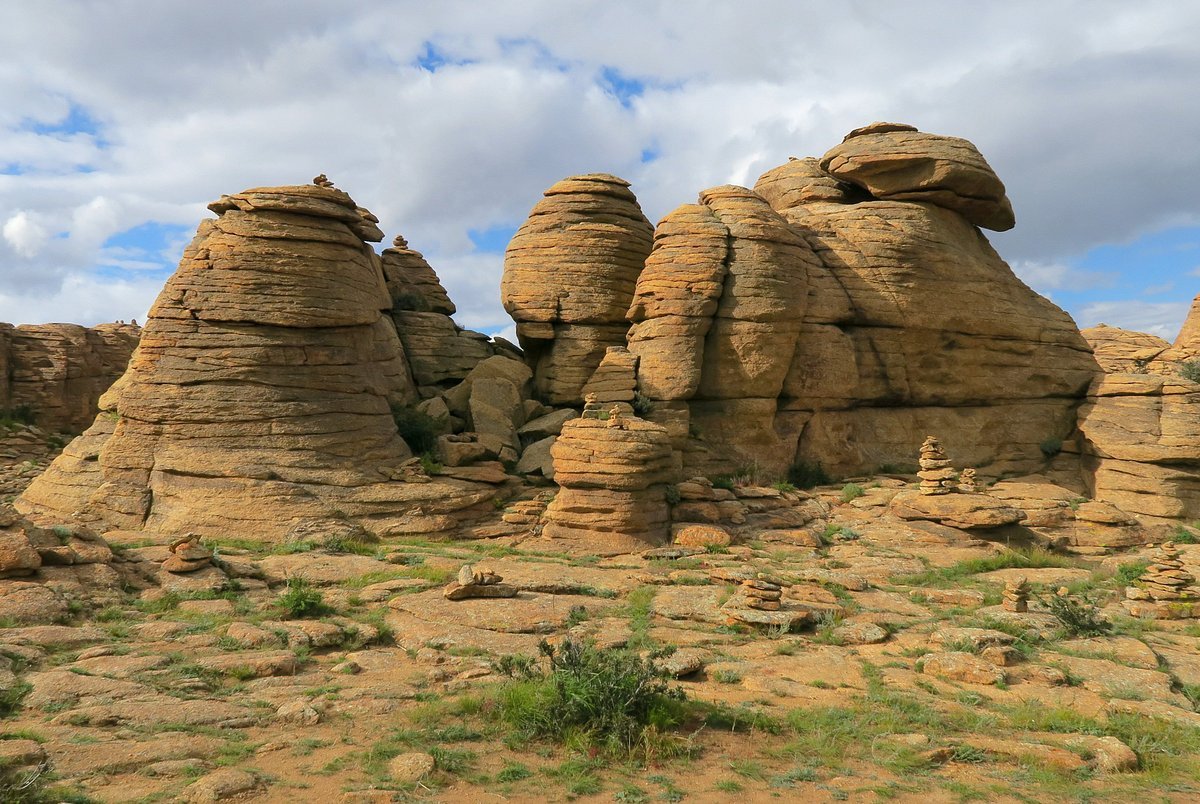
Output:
[
  {"xmin": 1180, "ymin": 361, "xmax": 1200, "ymax": 384},
  {"xmin": 839, "ymin": 483, "xmax": 865, "ymax": 503},
  {"xmin": 1041, "ymin": 590, "xmax": 1110, "ymax": 637},
  {"xmin": 1173, "ymin": 525, "xmax": 1199, "ymax": 545},
  {"xmin": 664, "ymin": 485, "xmax": 681, "ymax": 506},
  {"xmin": 278, "ymin": 577, "xmax": 331, "ymax": 619},
  {"xmin": 390, "ymin": 404, "xmax": 446, "ymax": 454},
  {"xmin": 493, "ymin": 639, "xmax": 686, "ymax": 756},
  {"xmin": 1039, "ymin": 437, "xmax": 1063, "ymax": 458},
  {"xmin": 0, "ymin": 405, "xmax": 35, "ymax": 428},
  {"xmin": 631, "ymin": 392, "xmax": 655, "ymax": 416},
  {"xmin": 787, "ymin": 461, "xmax": 831, "ymax": 490}
]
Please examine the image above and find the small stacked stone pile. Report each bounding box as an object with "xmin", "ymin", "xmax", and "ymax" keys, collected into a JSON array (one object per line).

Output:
[
  {"xmin": 1002, "ymin": 576, "xmax": 1029, "ymax": 612},
  {"xmin": 959, "ymin": 468, "xmax": 978, "ymax": 493},
  {"xmin": 730, "ymin": 575, "xmax": 783, "ymax": 611},
  {"xmin": 162, "ymin": 534, "xmax": 213, "ymax": 574},
  {"xmin": 918, "ymin": 435, "xmax": 958, "ymax": 495},
  {"xmin": 1127, "ymin": 542, "xmax": 1196, "ymax": 603},
  {"xmin": 380, "ymin": 457, "xmax": 432, "ymax": 483},
  {"xmin": 501, "ymin": 492, "xmax": 554, "ymax": 528},
  {"xmin": 581, "ymin": 393, "xmax": 605, "ymax": 419},
  {"xmin": 312, "ymin": 173, "xmax": 335, "ymax": 188},
  {"xmin": 444, "ymin": 563, "xmax": 518, "ymax": 600},
  {"xmin": 607, "ymin": 406, "xmax": 627, "ymax": 430},
  {"xmin": 579, "ymin": 346, "xmax": 638, "ymax": 413}
]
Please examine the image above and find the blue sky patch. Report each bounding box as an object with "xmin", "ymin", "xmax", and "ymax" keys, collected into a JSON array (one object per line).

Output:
[
  {"xmin": 468, "ymin": 223, "xmax": 518, "ymax": 254},
  {"xmin": 414, "ymin": 41, "xmax": 474, "ymax": 73},
  {"xmin": 20, "ymin": 101, "xmax": 102, "ymax": 138},
  {"xmin": 98, "ymin": 221, "xmax": 192, "ymax": 277},
  {"xmin": 597, "ymin": 66, "xmax": 645, "ymax": 109},
  {"xmin": 1051, "ymin": 225, "xmax": 1200, "ymax": 310}
]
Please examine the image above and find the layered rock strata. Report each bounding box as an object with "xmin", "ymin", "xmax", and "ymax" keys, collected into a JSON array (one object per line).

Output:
[
  {"xmin": 502, "ymin": 174, "xmax": 653, "ymax": 405},
  {"xmin": 0, "ymin": 322, "xmax": 140, "ymax": 432},
  {"xmin": 627, "ymin": 186, "xmax": 817, "ymax": 475},
  {"xmin": 751, "ymin": 127, "xmax": 1096, "ymax": 477},
  {"xmin": 541, "ymin": 416, "xmax": 672, "ymax": 553},
  {"xmin": 382, "ymin": 236, "xmax": 495, "ymax": 393},
  {"xmin": 17, "ymin": 184, "xmax": 495, "ymax": 541}
]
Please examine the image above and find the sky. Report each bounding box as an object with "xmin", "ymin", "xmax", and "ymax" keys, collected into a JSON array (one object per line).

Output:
[{"xmin": 1, "ymin": 1, "xmax": 1198, "ymax": 340}]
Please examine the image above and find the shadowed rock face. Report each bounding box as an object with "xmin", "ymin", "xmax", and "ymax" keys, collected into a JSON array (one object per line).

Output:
[
  {"xmin": 17, "ymin": 184, "xmax": 494, "ymax": 541},
  {"xmin": 0, "ymin": 323, "xmax": 140, "ymax": 433},
  {"xmin": 501, "ymin": 174, "xmax": 653, "ymax": 406}
]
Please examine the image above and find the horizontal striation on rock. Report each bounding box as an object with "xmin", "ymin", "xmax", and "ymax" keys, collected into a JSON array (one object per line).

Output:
[
  {"xmin": 502, "ymin": 173, "xmax": 653, "ymax": 405},
  {"xmin": 17, "ymin": 183, "xmax": 495, "ymax": 541}
]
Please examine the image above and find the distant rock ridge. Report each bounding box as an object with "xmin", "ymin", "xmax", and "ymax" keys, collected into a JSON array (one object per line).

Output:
[
  {"xmin": 0, "ymin": 322, "xmax": 140, "ymax": 433},
  {"xmin": 17, "ymin": 183, "xmax": 497, "ymax": 541}
]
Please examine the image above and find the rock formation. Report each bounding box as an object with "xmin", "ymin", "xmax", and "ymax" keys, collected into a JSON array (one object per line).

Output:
[
  {"xmin": 17, "ymin": 184, "xmax": 496, "ymax": 541},
  {"xmin": 1073, "ymin": 304, "xmax": 1200, "ymax": 521},
  {"xmin": 383, "ymin": 235, "xmax": 496, "ymax": 394},
  {"xmin": 616, "ymin": 124, "xmax": 1097, "ymax": 482},
  {"xmin": 751, "ymin": 126, "xmax": 1096, "ymax": 478},
  {"xmin": 0, "ymin": 322, "xmax": 140, "ymax": 432},
  {"xmin": 443, "ymin": 563, "xmax": 517, "ymax": 600},
  {"xmin": 541, "ymin": 416, "xmax": 673, "ymax": 553},
  {"xmin": 502, "ymin": 174, "xmax": 653, "ymax": 406}
]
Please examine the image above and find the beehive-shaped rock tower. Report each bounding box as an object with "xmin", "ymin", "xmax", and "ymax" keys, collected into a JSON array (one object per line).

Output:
[
  {"xmin": 501, "ymin": 174, "xmax": 653, "ymax": 406},
  {"xmin": 17, "ymin": 183, "xmax": 495, "ymax": 541}
]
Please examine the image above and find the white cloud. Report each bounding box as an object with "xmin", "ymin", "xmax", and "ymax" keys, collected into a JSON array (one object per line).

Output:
[
  {"xmin": 2, "ymin": 210, "xmax": 48, "ymax": 257},
  {"xmin": 1076, "ymin": 300, "xmax": 1192, "ymax": 339},
  {"xmin": 0, "ymin": 0, "xmax": 1196, "ymax": 331},
  {"xmin": 0, "ymin": 270, "xmax": 162, "ymax": 326}
]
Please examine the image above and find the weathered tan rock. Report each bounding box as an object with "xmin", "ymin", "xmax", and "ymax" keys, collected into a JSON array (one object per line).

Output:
[
  {"xmin": 890, "ymin": 490, "xmax": 1024, "ymax": 529},
  {"xmin": 755, "ymin": 132, "xmax": 1095, "ymax": 478},
  {"xmin": 1082, "ymin": 324, "xmax": 1170, "ymax": 374},
  {"xmin": 921, "ymin": 651, "xmax": 1005, "ymax": 685},
  {"xmin": 16, "ymin": 184, "xmax": 496, "ymax": 542},
  {"xmin": 0, "ymin": 321, "xmax": 140, "ymax": 433},
  {"xmin": 819, "ymin": 123, "xmax": 1015, "ymax": 231},
  {"xmin": 580, "ymin": 346, "xmax": 638, "ymax": 406},
  {"xmin": 502, "ymin": 174, "xmax": 653, "ymax": 405},
  {"xmin": 542, "ymin": 416, "xmax": 673, "ymax": 553},
  {"xmin": 381, "ymin": 235, "xmax": 456, "ymax": 315},
  {"xmin": 628, "ymin": 185, "xmax": 818, "ymax": 475},
  {"xmin": 1077, "ymin": 372, "xmax": 1200, "ymax": 518}
]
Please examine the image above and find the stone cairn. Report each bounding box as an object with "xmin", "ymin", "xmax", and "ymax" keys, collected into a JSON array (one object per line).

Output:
[
  {"xmin": 312, "ymin": 173, "xmax": 335, "ymax": 188},
  {"xmin": 1002, "ymin": 576, "xmax": 1029, "ymax": 612},
  {"xmin": 918, "ymin": 435, "xmax": 958, "ymax": 495},
  {"xmin": 607, "ymin": 406, "xmax": 627, "ymax": 430},
  {"xmin": 162, "ymin": 534, "xmax": 213, "ymax": 574},
  {"xmin": 379, "ymin": 457, "xmax": 432, "ymax": 484},
  {"xmin": 1126, "ymin": 543, "xmax": 1197, "ymax": 603},
  {"xmin": 729, "ymin": 576, "xmax": 783, "ymax": 612},
  {"xmin": 444, "ymin": 563, "xmax": 518, "ymax": 600},
  {"xmin": 958, "ymin": 468, "xmax": 978, "ymax": 493},
  {"xmin": 581, "ymin": 393, "xmax": 604, "ymax": 419},
  {"xmin": 500, "ymin": 491, "xmax": 555, "ymax": 530}
]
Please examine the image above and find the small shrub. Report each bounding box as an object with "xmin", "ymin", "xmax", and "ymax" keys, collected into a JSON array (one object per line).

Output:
[
  {"xmin": 711, "ymin": 475, "xmax": 735, "ymax": 492},
  {"xmin": 1173, "ymin": 525, "xmax": 1199, "ymax": 545},
  {"xmin": 771, "ymin": 481, "xmax": 796, "ymax": 493},
  {"xmin": 1180, "ymin": 361, "xmax": 1200, "ymax": 384},
  {"xmin": 1041, "ymin": 589, "xmax": 1110, "ymax": 637},
  {"xmin": 393, "ymin": 292, "xmax": 430, "ymax": 312},
  {"xmin": 1039, "ymin": 437, "xmax": 1063, "ymax": 458},
  {"xmin": 278, "ymin": 577, "xmax": 331, "ymax": 619},
  {"xmin": 787, "ymin": 460, "xmax": 831, "ymax": 490},
  {"xmin": 839, "ymin": 483, "xmax": 865, "ymax": 503},
  {"xmin": 631, "ymin": 392, "xmax": 655, "ymax": 416},
  {"xmin": 493, "ymin": 639, "xmax": 686, "ymax": 756},
  {"xmin": 390, "ymin": 404, "xmax": 446, "ymax": 454},
  {"xmin": 1114, "ymin": 560, "xmax": 1150, "ymax": 586},
  {"xmin": 664, "ymin": 485, "xmax": 681, "ymax": 506},
  {"xmin": 418, "ymin": 452, "xmax": 443, "ymax": 475}
]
